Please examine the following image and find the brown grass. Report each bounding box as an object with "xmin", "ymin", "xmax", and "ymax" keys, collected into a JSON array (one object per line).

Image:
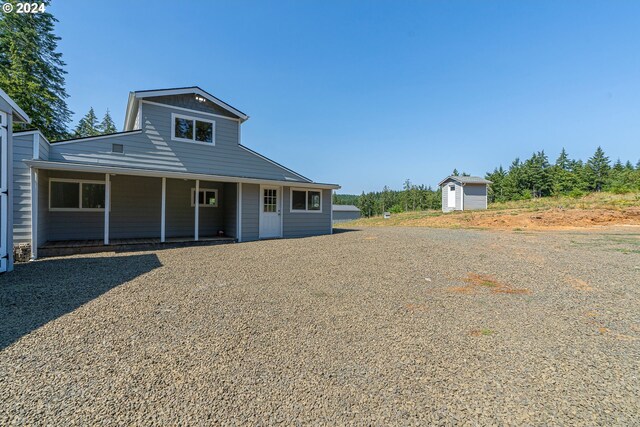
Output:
[{"xmin": 338, "ymin": 192, "xmax": 640, "ymax": 231}]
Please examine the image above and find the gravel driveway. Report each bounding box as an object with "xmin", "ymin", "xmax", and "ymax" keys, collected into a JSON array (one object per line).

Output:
[{"xmin": 1, "ymin": 227, "xmax": 639, "ymax": 425}]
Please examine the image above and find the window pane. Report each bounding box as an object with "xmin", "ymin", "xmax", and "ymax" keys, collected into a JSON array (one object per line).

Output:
[
  {"xmin": 205, "ymin": 190, "xmax": 216, "ymax": 206},
  {"xmin": 195, "ymin": 120, "xmax": 213, "ymax": 143},
  {"xmin": 308, "ymin": 191, "xmax": 321, "ymax": 210},
  {"xmin": 291, "ymin": 190, "xmax": 306, "ymax": 210},
  {"xmin": 175, "ymin": 117, "xmax": 193, "ymax": 140},
  {"xmin": 51, "ymin": 182, "xmax": 80, "ymax": 209},
  {"xmin": 198, "ymin": 191, "xmax": 204, "ymax": 205},
  {"xmin": 82, "ymin": 183, "xmax": 105, "ymax": 209}
]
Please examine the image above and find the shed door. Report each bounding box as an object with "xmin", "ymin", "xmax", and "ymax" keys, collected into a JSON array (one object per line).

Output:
[
  {"xmin": 0, "ymin": 112, "xmax": 8, "ymax": 272},
  {"xmin": 447, "ymin": 184, "xmax": 456, "ymax": 208}
]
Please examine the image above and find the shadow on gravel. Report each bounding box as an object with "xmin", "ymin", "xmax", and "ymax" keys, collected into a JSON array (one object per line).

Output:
[
  {"xmin": 331, "ymin": 228, "xmax": 361, "ymax": 234},
  {"xmin": 0, "ymin": 254, "xmax": 162, "ymax": 350}
]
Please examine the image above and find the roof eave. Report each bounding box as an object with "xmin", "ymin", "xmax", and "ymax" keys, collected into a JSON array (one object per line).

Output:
[
  {"xmin": 0, "ymin": 87, "xmax": 31, "ymax": 123},
  {"xmin": 24, "ymin": 160, "xmax": 341, "ymax": 190}
]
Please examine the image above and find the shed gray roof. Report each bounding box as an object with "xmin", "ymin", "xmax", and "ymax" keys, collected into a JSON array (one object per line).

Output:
[
  {"xmin": 332, "ymin": 204, "xmax": 360, "ymax": 212},
  {"xmin": 438, "ymin": 176, "xmax": 492, "ymax": 186}
]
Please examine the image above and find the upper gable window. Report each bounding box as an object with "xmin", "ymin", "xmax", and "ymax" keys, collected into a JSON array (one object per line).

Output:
[{"xmin": 171, "ymin": 113, "xmax": 215, "ymax": 145}]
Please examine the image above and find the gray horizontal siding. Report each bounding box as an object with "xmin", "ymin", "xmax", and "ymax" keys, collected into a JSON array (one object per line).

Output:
[
  {"xmin": 38, "ymin": 135, "xmax": 49, "ymax": 160},
  {"xmin": 12, "ymin": 134, "xmax": 33, "ymax": 244},
  {"xmin": 282, "ymin": 187, "xmax": 331, "ymax": 238},
  {"xmin": 45, "ymin": 171, "xmax": 106, "ymax": 241},
  {"xmin": 145, "ymin": 94, "xmax": 238, "ymax": 119},
  {"xmin": 110, "ymin": 175, "xmax": 161, "ymax": 239},
  {"xmin": 241, "ymin": 183, "xmax": 259, "ymax": 242},
  {"xmin": 48, "ymin": 102, "xmax": 307, "ymax": 182},
  {"xmin": 223, "ymin": 182, "xmax": 237, "ymax": 239},
  {"xmin": 463, "ymin": 184, "xmax": 487, "ymax": 210},
  {"xmin": 333, "ymin": 210, "xmax": 360, "ymax": 223},
  {"xmin": 165, "ymin": 178, "xmax": 225, "ymax": 238}
]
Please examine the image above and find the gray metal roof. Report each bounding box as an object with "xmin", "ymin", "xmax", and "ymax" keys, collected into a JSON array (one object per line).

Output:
[
  {"xmin": 332, "ymin": 204, "xmax": 360, "ymax": 212},
  {"xmin": 438, "ymin": 176, "xmax": 492, "ymax": 186}
]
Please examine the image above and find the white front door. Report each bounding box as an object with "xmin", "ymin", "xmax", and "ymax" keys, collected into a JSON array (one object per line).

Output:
[
  {"xmin": 259, "ymin": 186, "xmax": 281, "ymax": 238},
  {"xmin": 0, "ymin": 112, "xmax": 8, "ymax": 272},
  {"xmin": 447, "ymin": 184, "xmax": 456, "ymax": 208}
]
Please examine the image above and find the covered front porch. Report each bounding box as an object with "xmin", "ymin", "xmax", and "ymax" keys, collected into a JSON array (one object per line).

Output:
[{"xmin": 29, "ymin": 167, "xmax": 240, "ymax": 258}]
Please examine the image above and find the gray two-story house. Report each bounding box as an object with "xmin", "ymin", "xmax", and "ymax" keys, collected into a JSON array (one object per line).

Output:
[{"xmin": 13, "ymin": 87, "xmax": 339, "ymax": 258}]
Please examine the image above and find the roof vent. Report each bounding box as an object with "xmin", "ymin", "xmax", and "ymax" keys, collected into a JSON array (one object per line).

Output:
[{"xmin": 195, "ymin": 95, "xmax": 206, "ymax": 103}]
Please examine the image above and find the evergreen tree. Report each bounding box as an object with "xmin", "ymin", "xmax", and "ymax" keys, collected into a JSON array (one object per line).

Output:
[
  {"xmin": 452, "ymin": 169, "xmax": 459, "ymax": 176},
  {"xmin": 0, "ymin": 0, "xmax": 71, "ymax": 140},
  {"xmin": 552, "ymin": 148, "xmax": 576, "ymax": 194},
  {"xmin": 585, "ymin": 146, "xmax": 610, "ymax": 191},
  {"xmin": 99, "ymin": 109, "xmax": 118, "ymax": 134},
  {"xmin": 74, "ymin": 107, "xmax": 100, "ymax": 137}
]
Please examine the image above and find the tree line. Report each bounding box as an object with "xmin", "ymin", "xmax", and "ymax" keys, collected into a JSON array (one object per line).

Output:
[
  {"xmin": 334, "ymin": 180, "xmax": 442, "ymax": 217},
  {"xmin": 0, "ymin": 0, "xmax": 118, "ymax": 140},
  {"xmin": 486, "ymin": 147, "xmax": 640, "ymax": 202},
  {"xmin": 335, "ymin": 146, "xmax": 639, "ymax": 217}
]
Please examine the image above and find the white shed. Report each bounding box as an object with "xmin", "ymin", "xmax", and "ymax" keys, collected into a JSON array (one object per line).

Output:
[
  {"xmin": 0, "ymin": 87, "xmax": 31, "ymax": 272},
  {"xmin": 439, "ymin": 176, "xmax": 492, "ymax": 213}
]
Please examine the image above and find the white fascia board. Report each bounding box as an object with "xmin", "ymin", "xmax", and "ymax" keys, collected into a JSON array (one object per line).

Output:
[
  {"xmin": 0, "ymin": 87, "xmax": 30, "ymax": 123},
  {"xmin": 24, "ymin": 160, "xmax": 341, "ymax": 190}
]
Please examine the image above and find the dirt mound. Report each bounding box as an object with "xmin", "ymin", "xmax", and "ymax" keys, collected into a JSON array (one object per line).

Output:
[{"xmin": 404, "ymin": 207, "xmax": 640, "ymax": 230}]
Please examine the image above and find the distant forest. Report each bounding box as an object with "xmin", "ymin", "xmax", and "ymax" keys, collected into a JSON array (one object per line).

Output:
[{"xmin": 333, "ymin": 146, "xmax": 640, "ymax": 217}]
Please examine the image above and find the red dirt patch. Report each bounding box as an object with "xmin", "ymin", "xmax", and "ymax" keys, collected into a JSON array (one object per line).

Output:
[{"xmin": 449, "ymin": 273, "xmax": 531, "ymax": 295}]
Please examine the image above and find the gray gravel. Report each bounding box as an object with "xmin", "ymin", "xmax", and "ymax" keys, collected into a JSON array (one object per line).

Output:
[{"xmin": 1, "ymin": 227, "xmax": 639, "ymax": 425}]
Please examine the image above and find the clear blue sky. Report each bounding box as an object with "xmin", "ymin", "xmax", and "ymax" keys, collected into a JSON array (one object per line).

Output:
[{"xmin": 51, "ymin": 0, "xmax": 640, "ymax": 194}]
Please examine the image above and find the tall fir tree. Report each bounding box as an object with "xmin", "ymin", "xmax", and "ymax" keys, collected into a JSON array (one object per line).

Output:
[
  {"xmin": 0, "ymin": 0, "xmax": 71, "ymax": 140},
  {"xmin": 74, "ymin": 107, "xmax": 100, "ymax": 137},
  {"xmin": 585, "ymin": 146, "xmax": 610, "ymax": 192},
  {"xmin": 99, "ymin": 109, "xmax": 118, "ymax": 134}
]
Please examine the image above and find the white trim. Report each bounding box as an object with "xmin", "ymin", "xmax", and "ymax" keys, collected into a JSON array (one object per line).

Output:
[
  {"xmin": 161, "ymin": 177, "xmax": 166, "ymax": 243},
  {"xmin": 133, "ymin": 88, "xmax": 248, "ymax": 121},
  {"xmin": 194, "ymin": 179, "xmax": 199, "ymax": 241},
  {"xmin": 237, "ymin": 182, "xmax": 242, "ymax": 242},
  {"xmin": 142, "ymin": 100, "xmax": 241, "ymax": 122},
  {"xmin": 136, "ymin": 103, "xmax": 142, "ymax": 129},
  {"xmin": 30, "ymin": 169, "xmax": 38, "ymax": 259},
  {"xmin": 25, "ymin": 160, "xmax": 341, "ymax": 190},
  {"xmin": 329, "ymin": 190, "xmax": 333, "ymax": 234},
  {"xmin": 460, "ymin": 184, "xmax": 465, "ymax": 211},
  {"xmin": 104, "ymin": 174, "xmax": 110, "ymax": 245},
  {"xmin": 289, "ymin": 187, "xmax": 323, "ymax": 213},
  {"xmin": 0, "ymin": 87, "xmax": 30, "ymax": 123},
  {"xmin": 48, "ymin": 178, "xmax": 107, "ymax": 212},
  {"xmin": 258, "ymin": 185, "xmax": 283, "ymax": 239},
  {"xmin": 190, "ymin": 188, "xmax": 219, "ymax": 207},
  {"xmin": 51, "ymin": 130, "xmax": 143, "ymax": 146},
  {"xmin": 171, "ymin": 112, "xmax": 216, "ymax": 145},
  {"xmin": 238, "ymin": 145, "xmax": 311, "ymax": 183},
  {"xmin": 0, "ymin": 112, "xmax": 7, "ymax": 271},
  {"xmin": 33, "ymin": 133, "xmax": 39, "ymax": 159}
]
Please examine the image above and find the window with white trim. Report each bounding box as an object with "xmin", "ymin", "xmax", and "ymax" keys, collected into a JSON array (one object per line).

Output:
[
  {"xmin": 172, "ymin": 113, "xmax": 215, "ymax": 144},
  {"xmin": 191, "ymin": 188, "xmax": 218, "ymax": 207},
  {"xmin": 49, "ymin": 179, "xmax": 106, "ymax": 211},
  {"xmin": 290, "ymin": 189, "xmax": 322, "ymax": 212}
]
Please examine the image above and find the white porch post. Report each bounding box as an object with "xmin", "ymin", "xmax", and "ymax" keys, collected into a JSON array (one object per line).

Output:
[
  {"xmin": 237, "ymin": 182, "xmax": 242, "ymax": 242},
  {"xmin": 161, "ymin": 177, "xmax": 166, "ymax": 243},
  {"xmin": 194, "ymin": 179, "xmax": 199, "ymax": 241},
  {"xmin": 104, "ymin": 174, "xmax": 110, "ymax": 245},
  {"xmin": 30, "ymin": 168, "xmax": 38, "ymax": 259}
]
